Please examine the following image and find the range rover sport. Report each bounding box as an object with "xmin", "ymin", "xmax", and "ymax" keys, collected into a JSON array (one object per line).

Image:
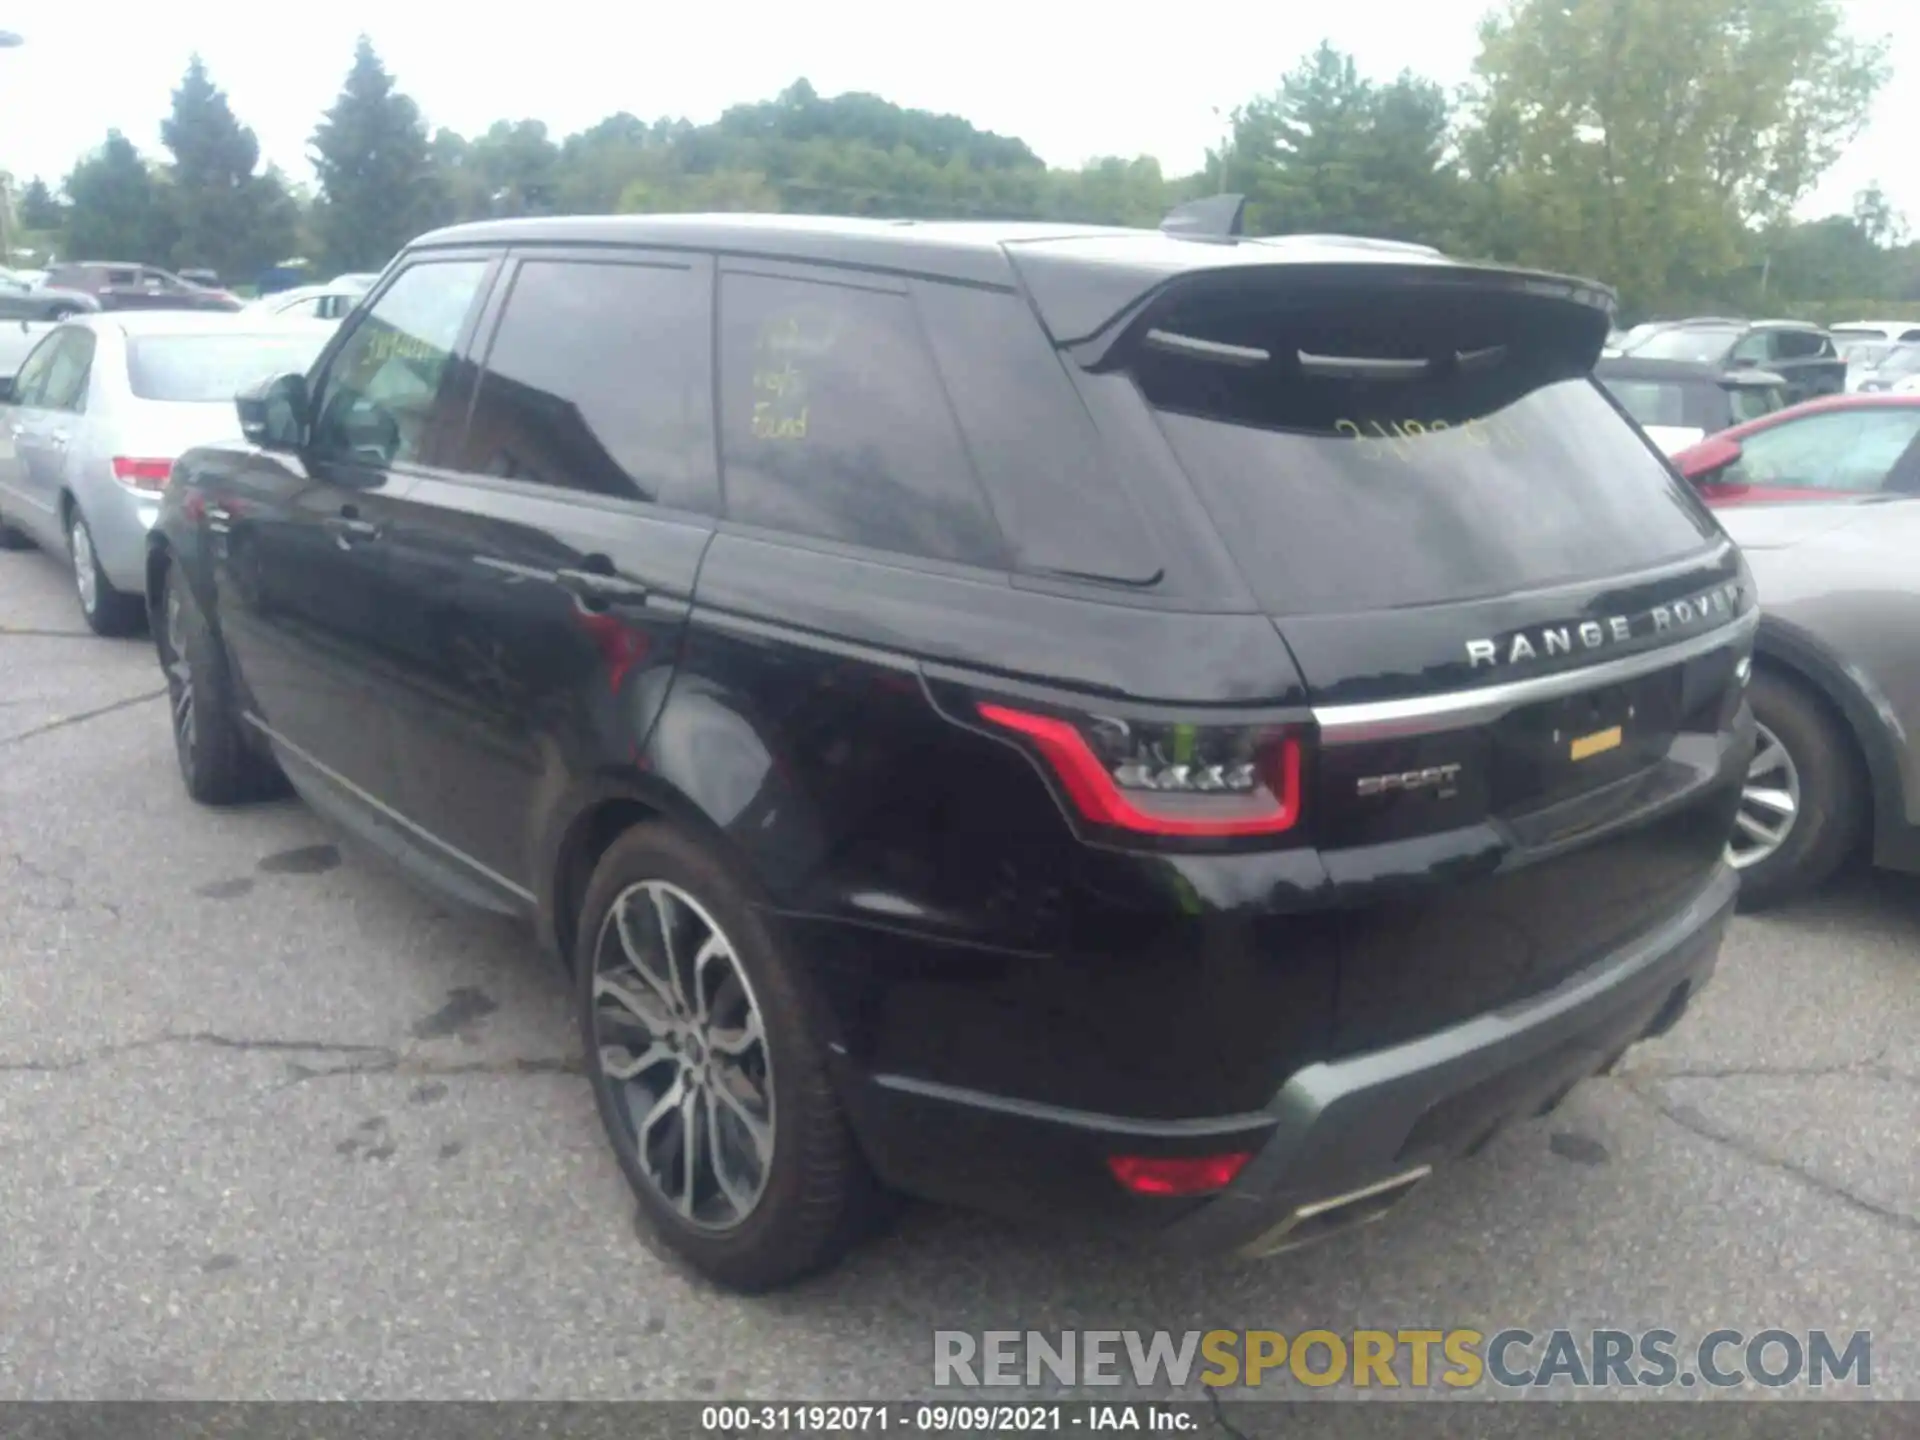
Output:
[{"xmin": 147, "ymin": 202, "xmax": 1757, "ymax": 1291}]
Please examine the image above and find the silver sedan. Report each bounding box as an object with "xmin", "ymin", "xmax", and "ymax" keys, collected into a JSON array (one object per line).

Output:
[{"xmin": 0, "ymin": 311, "xmax": 333, "ymax": 634}]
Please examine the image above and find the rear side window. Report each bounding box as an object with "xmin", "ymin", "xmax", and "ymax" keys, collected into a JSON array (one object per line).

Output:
[
  {"xmin": 1769, "ymin": 330, "xmax": 1827, "ymax": 360},
  {"xmin": 716, "ymin": 269, "xmax": 1004, "ymax": 568},
  {"xmin": 455, "ymin": 257, "xmax": 717, "ymax": 512},
  {"xmin": 1130, "ymin": 280, "xmax": 1720, "ymax": 614},
  {"xmin": 126, "ymin": 333, "xmax": 330, "ymax": 403},
  {"xmin": 1737, "ymin": 409, "xmax": 1920, "ymax": 494}
]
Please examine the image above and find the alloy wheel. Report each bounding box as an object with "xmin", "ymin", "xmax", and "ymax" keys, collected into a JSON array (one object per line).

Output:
[
  {"xmin": 1727, "ymin": 721, "xmax": 1801, "ymax": 869},
  {"xmin": 164, "ymin": 582, "xmax": 196, "ymax": 759},
  {"xmin": 69, "ymin": 514, "xmax": 97, "ymax": 616},
  {"xmin": 590, "ymin": 880, "xmax": 775, "ymax": 1230}
]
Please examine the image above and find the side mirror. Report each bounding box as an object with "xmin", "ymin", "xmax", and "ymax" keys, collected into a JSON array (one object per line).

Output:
[
  {"xmin": 1676, "ymin": 434, "xmax": 1743, "ymax": 483},
  {"xmin": 1728, "ymin": 356, "xmax": 1758, "ymax": 370},
  {"xmin": 237, "ymin": 371, "xmax": 308, "ymax": 451},
  {"xmin": 0, "ymin": 376, "xmax": 15, "ymax": 404}
]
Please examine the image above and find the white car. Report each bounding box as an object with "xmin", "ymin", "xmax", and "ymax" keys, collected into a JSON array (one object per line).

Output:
[
  {"xmin": 1830, "ymin": 319, "xmax": 1920, "ymax": 346},
  {"xmin": 248, "ymin": 282, "xmax": 369, "ymax": 323},
  {"xmin": 0, "ymin": 311, "xmax": 335, "ymax": 634}
]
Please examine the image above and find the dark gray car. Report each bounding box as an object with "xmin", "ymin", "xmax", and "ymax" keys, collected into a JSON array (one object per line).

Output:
[
  {"xmin": 0, "ymin": 272, "xmax": 98, "ymax": 322},
  {"xmin": 1712, "ymin": 495, "xmax": 1920, "ymax": 904}
]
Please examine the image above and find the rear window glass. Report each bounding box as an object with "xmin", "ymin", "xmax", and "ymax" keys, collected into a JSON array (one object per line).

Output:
[
  {"xmin": 1875, "ymin": 344, "xmax": 1920, "ymax": 380},
  {"xmin": 1130, "ymin": 283, "xmax": 1720, "ymax": 614},
  {"xmin": 1625, "ymin": 326, "xmax": 1741, "ymax": 363},
  {"xmin": 1599, "ymin": 378, "xmax": 1689, "ymax": 429},
  {"xmin": 126, "ymin": 332, "xmax": 328, "ymax": 402}
]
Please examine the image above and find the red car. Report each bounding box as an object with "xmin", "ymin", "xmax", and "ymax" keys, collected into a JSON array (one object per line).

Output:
[{"xmin": 1670, "ymin": 392, "xmax": 1920, "ymax": 504}]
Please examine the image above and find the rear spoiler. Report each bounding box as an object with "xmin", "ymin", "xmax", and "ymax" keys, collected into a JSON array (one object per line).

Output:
[{"xmin": 1053, "ymin": 261, "xmax": 1617, "ymax": 373}]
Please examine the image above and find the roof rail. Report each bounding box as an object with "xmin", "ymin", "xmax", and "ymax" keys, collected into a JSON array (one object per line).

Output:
[{"xmin": 1160, "ymin": 194, "xmax": 1246, "ymax": 239}]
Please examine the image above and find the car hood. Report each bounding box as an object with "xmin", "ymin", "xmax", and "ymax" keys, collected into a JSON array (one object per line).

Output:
[{"xmin": 1713, "ymin": 500, "xmax": 1878, "ymax": 551}]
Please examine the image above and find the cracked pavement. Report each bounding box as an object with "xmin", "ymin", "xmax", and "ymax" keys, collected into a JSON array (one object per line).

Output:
[{"xmin": 3, "ymin": 545, "xmax": 1918, "ymax": 1402}]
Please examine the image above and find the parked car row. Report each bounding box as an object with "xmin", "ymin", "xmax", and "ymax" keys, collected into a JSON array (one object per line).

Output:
[{"xmin": 5, "ymin": 204, "xmax": 1915, "ymax": 1296}]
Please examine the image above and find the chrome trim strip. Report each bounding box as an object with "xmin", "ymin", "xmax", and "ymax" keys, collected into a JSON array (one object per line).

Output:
[
  {"xmin": 1313, "ymin": 607, "xmax": 1759, "ymax": 744},
  {"xmin": 242, "ymin": 714, "xmax": 536, "ymax": 902}
]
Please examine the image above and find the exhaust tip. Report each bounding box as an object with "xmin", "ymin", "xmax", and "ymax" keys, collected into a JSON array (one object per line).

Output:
[{"xmin": 1240, "ymin": 1165, "xmax": 1432, "ymax": 1258}]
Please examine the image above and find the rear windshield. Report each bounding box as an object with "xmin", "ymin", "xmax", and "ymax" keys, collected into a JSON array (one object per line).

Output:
[
  {"xmin": 126, "ymin": 332, "xmax": 327, "ymax": 403},
  {"xmin": 1874, "ymin": 343, "xmax": 1920, "ymax": 380},
  {"xmin": 1624, "ymin": 326, "xmax": 1741, "ymax": 363},
  {"xmin": 1130, "ymin": 281, "xmax": 1720, "ymax": 614},
  {"xmin": 1599, "ymin": 377, "xmax": 1692, "ymax": 429}
]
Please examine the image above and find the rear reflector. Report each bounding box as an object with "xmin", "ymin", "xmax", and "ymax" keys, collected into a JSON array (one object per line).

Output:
[
  {"xmin": 1108, "ymin": 1152, "xmax": 1252, "ymax": 1197},
  {"xmin": 112, "ymin": 457, "xmax": 173, "ymax": 492},
  {"xmin": 977, "ymin": 702, "xmax": 1302, "ymax": 837}
]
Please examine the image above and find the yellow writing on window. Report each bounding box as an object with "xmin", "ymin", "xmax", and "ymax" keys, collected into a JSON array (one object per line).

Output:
[
  {"xmin": 364, "ymin": 328, "xmax": 441, "ymax": 365},
  {"xmin": 754, "ymin": 363, "xmax": 803, "ymax": 398},
  {"xmin": 758, "ymin": 311, "xmax": 838, "ymax": 359},
  {"xmin": 1333, "ymin": 414, "xmax": 1524, "ymax": 462},
  {"xmin": 751, "ymin": 401, "xmax": 809, "ymax": 440}
]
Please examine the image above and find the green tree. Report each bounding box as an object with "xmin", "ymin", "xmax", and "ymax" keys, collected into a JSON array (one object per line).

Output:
[
  {"xmin": 310, "ymin": 36, "xmax": 440, "ymax": 272},
  {"xmin": 64, "ymin": 132, "xmax": 176, "ymax": 262},
  {"xmin": 1462, "ymin": 0, "xmax": 1889, "ymax": 312},
  {"xmin": 1224, "ymin": 43, "xmax": 1462, "ymax": 245},
  {"xmin": 17, "ymin": 178, "xmax": 62, "ymax": 232},
  {"xmin": 160, "ymin": 56, "xmax": 298, "ymax": 282}
]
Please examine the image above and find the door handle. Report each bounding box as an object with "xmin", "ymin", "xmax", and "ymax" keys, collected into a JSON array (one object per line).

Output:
[
  {"xmin": 323, "ymin": 510, "xmax": 381, "ymax": 546},
  {"xmin": 46, "ymin": 433, "xmax": 68, "ymax": 449},
  {"xmin": 554, "ymin": 565, "xmax": 650, "ymax": 606}
]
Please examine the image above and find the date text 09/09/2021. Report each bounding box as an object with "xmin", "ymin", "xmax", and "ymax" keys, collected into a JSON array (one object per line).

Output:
[{"xmin": 700, "ymin": 1405, "xmax": 1191, "ymax": 1433}]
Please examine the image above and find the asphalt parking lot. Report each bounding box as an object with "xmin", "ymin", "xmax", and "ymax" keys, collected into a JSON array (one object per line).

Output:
[{"xmin": 3, "ymin": 544, "xmax": 1918, "ymax": 1403}]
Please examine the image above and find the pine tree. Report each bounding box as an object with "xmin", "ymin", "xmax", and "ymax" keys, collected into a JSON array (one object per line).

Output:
[
  {"xmin": 64, "ymin": 133, "xmax": 176, "ymax": 262},
  {"xmin": 17, "ymin": 178, "xmax": 63, "ymax": 232},
  {"xmin": 310, "ymin": 37, "xmax": 440, "ymax": 273},
  {"xmin": 160, "ymin": 55, "xmax": 297, "ymax": 283}
]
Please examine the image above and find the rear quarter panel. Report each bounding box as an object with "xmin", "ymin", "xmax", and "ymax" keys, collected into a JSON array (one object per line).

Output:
[{"xmin": 1734, "ymin": 502, "xmax": 1920, "ymax": 846}]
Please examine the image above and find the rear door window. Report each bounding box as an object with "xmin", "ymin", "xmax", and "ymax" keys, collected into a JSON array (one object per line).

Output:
[
  {"xmin": 454, "ymin": 255, "xmax": 716, "ymax": 511},
  {"xmin": 716, "ymin": 267, "xmax": 1005, "ymax": 568},
  {"xmin": 1129, "ymin": 280, "xmax": 1719, "ymax": 614}
]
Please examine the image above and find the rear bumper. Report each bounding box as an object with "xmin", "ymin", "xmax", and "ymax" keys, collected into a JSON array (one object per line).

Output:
[{"xmin": 838, "ymin": 863, "xmax": 1735, "ymax": 1250}]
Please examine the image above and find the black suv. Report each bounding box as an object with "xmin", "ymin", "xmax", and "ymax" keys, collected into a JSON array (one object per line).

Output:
[
  {"xmin": 1619, "ymin": 317, "xmax": 1844, "ymax": 405},
  {"xmin": 148, "ymin": 204, "xmax": 1756, "ymax": 1291}
]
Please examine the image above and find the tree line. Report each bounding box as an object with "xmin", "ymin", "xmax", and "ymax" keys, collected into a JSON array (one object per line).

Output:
[{"xmin": 12, "ymin": 0, "xmax": 1918, "ymax": 320}]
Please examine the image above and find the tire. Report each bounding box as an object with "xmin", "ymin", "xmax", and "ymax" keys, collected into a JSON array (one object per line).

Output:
[
  {"xmin": 577, "ymin": 823, "xmax": 879, "ymax": 1292},
  {"xmin": 67, "ymin": 506, "xmax": 146, "ymax": 636},
  {"xmin": 157, "ymin": 563, "xmax": 288, "ymax": 805},
  {"xmin": 1730, "ymin": 669, "xmax": 1865, "ymax": 910}
]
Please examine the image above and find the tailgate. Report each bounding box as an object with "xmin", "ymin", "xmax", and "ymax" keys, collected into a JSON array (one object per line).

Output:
[{"xmin": 1116, "ymin": 261, "xmax": 1758, "ymax": 1046}]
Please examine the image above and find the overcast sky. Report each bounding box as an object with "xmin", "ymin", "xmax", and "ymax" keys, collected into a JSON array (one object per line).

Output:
[{"xmin": 1, "ymin": 0, "xmax": 1912, "ymax": 227}]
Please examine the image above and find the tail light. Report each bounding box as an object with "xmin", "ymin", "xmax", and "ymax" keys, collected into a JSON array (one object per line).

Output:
[
  {"xmin": 112, "ymin": 457, "xmax": 173, "ymax": 493},
  {"xmin": 1108, "ymin": 1152, "xmax": 1252, "ymax": 1196},
  {"xmin": 976, "ymin": 701, "xmax": 1304, "ymax": 840}
]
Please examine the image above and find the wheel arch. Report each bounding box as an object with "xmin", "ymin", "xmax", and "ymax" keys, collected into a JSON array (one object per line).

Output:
[
  {"xmin": 1751, "ymin": 617, "xmax": 1911, "ymax": 869},
  {"xmin": 538, "ymin": 769, "xmax": 768, "ymax": 978}
]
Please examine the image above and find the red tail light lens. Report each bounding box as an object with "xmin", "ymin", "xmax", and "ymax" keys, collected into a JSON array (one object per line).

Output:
[
  {"xmin": 1108, "ymin": 1152, "xmax": 1252, "ymax": 1196},
  {"xmin": 977, "ymin": 702, "xmax": 1303, "ymax": 837},
  {"xmin": 112, "ymin": 457, "xmax": 173, "ymax": 493}
]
